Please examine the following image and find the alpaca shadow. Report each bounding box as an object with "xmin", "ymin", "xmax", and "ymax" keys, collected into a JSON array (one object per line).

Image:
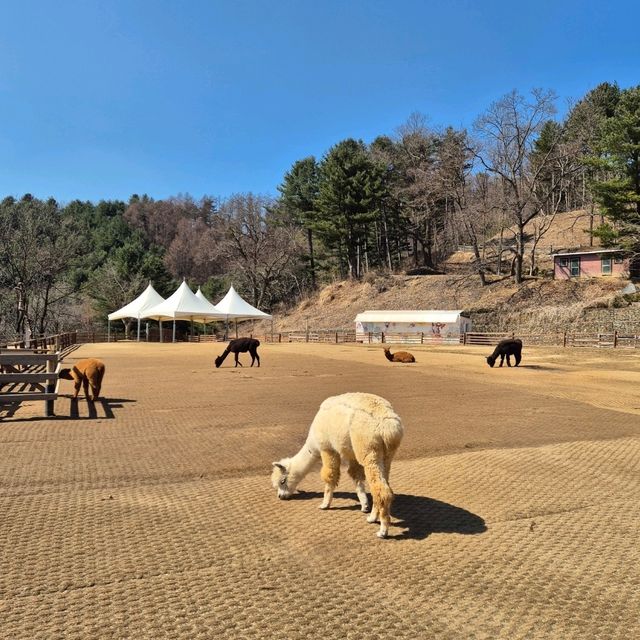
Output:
[
  {"xmin": 391, "ymin": 494, "xmax": 486, "ymax": 540},
  {"xmin": 295, "ymin": 491, "xmax": 486, "ymax": 540},
  {"xmin": 69, "ymin": 397, "xmax": 135, "ymax": 420},
  {"xmin": 517, "ymin": 364, "xmax": 557, "ymax": 371}
]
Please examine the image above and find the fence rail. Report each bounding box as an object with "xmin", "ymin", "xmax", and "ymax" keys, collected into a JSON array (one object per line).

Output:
[{"xmin": 0, "ymin": 332, "xmax": 78, "ymax": 417}]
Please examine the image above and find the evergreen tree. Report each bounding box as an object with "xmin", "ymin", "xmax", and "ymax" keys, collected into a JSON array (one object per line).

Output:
[
  {"xmin": 317, "ymin": 139, "xmax": 385, "ymax": 278},
  {"xmin": 278, "ymin": 157, "xmax": 320, "ymax": 288},
  {"xmin": 591, "ymin": 86, "xmax": 640, "ymax": 249}
]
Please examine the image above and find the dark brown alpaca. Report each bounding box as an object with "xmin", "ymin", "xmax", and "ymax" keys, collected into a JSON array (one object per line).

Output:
[
  {"xmin": 215, "ymin": 338, "xmax": 261, "ymax": 368},
  {"xmin": 383, "ymin": 347, "xmax": 416, "ymax": 363}
]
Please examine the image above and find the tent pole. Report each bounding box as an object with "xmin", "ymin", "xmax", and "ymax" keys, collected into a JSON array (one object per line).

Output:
[
  {"xmin": 137, "ymin": 318, "xmax": 141, "ymax": 342},
  {"xmin": 107, "ymin": 319, "xmax": 111, "ymax": 343},
  {"xmin": 160, "ymin": 320, "xmax": 163, "ymax": 343},
  {"xmin": 173, "ymin": 320, "xmax": 176, "ymax": 343},
  {"xmin": 235, "ymin": 319, "xmax": 238, "ymax": 338}
]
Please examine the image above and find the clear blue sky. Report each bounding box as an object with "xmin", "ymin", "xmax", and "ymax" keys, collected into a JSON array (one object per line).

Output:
[{"xmin": 0, "ymin": 0, "xmax": 638, "ymax": 204}]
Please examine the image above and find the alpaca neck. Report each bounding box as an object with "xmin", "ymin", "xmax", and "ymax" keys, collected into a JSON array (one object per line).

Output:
[
  {"xmin": 384, "ymin": 350, "xmax": 393, "ymax": 362},
  {"xmin": 288, "ymin": 441, "xmax": 319, "ymax": 488}
]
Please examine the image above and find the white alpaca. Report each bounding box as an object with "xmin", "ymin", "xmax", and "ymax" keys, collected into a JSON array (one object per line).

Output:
[{"xmin": 271, "ymin": 392, "xmax": 404, "ymax": 538}]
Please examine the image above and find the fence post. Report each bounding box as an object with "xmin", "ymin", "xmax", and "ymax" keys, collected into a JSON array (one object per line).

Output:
[
  {"xmin": 278, "ymin": 333, "xmax": 282, "ymax": 343},
  {"xmin": 368, "ymin": 332, "xmax": 371, "ymax": 344},
  {"xmin": 45, "ymin": 357, "xmax": 55, "ymax": 418},
  {"xmin": 421, "ymin": 332, "xmax": 424, "ymax": 344},
  {"xmin": 463, "ymin": 332, "xmax": 467, "ymax": 345},
  {"xmin": 381, "ymin": 332, "xmax": 385, "ymax": 344},
  {"xmin": 563, "ymin": 331, "xmax": 567, "ymax": 348},
  {"xmin": 614, "ymin": 330, "xmax": 618, "ymax": 348},
  {"xmin": 335, "ymin": 331, "xmax": 339, "ymax": 344}
]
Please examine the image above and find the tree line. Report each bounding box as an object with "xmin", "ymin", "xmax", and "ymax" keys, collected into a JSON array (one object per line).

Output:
[{"xmin": 0, "ymin": 82, "xmax": 638, "ymax": 341}]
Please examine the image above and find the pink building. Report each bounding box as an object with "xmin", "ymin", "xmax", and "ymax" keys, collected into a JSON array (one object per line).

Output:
[{"xmin": 553, "ymin": 248, "xmax": 629, "ymax": 280}]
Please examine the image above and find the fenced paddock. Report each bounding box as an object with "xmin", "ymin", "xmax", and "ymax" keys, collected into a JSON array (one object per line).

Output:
[{"xmin": 0, "ymin": 341, "xmax": 638, "ymax": 638}]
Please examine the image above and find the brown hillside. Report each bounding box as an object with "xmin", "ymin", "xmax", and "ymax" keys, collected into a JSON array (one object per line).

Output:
[
  {"xmin": 275, "ymin": 274, "xmax": 629, "ymax": 332},
  {"xmin": 446, "ymin": 209, "xmax": 601, "ymax": 272},
  {"xmin": 268, "ymin": 210, "xmax": 630, "ymax": 333}
]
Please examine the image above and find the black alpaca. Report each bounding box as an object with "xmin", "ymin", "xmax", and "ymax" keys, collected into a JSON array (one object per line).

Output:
[
  {"xmin": 486, "ymin": 338, "xmax": 522, "ymax": 368},
  {"xmin": 215, "ymin": 338, "xmax": 261, "ymax": 368}
]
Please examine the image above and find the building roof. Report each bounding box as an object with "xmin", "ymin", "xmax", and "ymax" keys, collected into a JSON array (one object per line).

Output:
[
  {"xmin": 355, "ymin": 310, "xmax": 467, "ymax": 324},
  {"xmin": 552, "ymin": 247, "xmax": 624, "ymax": 257}
]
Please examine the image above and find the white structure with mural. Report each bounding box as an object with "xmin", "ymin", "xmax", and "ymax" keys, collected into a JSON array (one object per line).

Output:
[{"xmin": 355, "ymin": 310, "xmax": 472, "ymax": 343}]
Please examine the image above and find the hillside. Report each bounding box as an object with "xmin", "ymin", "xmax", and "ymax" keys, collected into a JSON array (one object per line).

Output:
[
  {"xmin": 274, "ymin": 274, "xmax": 629, "ymax": 332},
  {"xmin": 445, "ymin": 209, "xmax": 601, "ymax": 274},
  {"xmin": 272, "ymin": 210, "xmax": 633, "ymax": 333}
]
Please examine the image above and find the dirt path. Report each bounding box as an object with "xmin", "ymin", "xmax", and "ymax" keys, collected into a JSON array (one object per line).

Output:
[{"xmin": 0, "ymin": 342, "xmax": 638, "ymax": 638}]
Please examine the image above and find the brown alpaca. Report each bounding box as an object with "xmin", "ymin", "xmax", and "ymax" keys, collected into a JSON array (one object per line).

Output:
[
  {"xmin": 59, "ymin": 358, "xmax": 105, "ymax": 401},
  {"xmin": 383, "ymin": 347, "xmax": 415, "ymax": 363}
]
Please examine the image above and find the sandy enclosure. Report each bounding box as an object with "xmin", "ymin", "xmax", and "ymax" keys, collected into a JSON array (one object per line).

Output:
[{"xmin": 1, "ymin": 341, "xmax": 639, "ymax": 639}]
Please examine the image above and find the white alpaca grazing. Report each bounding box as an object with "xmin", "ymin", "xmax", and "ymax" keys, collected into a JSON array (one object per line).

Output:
[{"xmin": 271, "ymin": 392, "xmax": 404, "ymax": 538}]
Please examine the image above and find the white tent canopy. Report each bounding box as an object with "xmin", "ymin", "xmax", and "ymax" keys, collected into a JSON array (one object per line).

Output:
[
  {"xmin": 107, "ymin": 282, "xmax": 166, "ymax": 341},
  {"xmin": 108, "ymin": 282, "xmax": 165, "ymax": 321},
  {"xmin": 214, "ymin": 285, "xmax": 272, "ymax": 321},
  {"xmin": 141, "ymin": 280, "xmax": 227, "ymax": 341}
]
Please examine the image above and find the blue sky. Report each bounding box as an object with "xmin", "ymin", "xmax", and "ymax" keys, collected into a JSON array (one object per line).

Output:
[{"xmin": 0, "ymin": 0, "xmax": 638, "ymax": 204}]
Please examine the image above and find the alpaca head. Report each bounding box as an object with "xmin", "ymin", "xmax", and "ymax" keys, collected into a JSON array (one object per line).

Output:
[
  {"xmin": 59, "ymin": 368, "xmax": 74, "ymax": 380},
  {"xmin": 271, "ymin": 459, "xmax": 295, "ymax": 499},
  {"xmin": 486, "ymin": 355, "xmax": 496, "ymax": 368},
  {"xmin": 383, "ymin": 347, "xmax": 393, "ymax": 361},
  {"xmin": 214, "ymin": 355, "xmax": 224, "ymax": 368}
]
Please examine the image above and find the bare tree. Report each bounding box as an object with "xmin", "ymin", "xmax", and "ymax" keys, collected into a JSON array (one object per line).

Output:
[
  {"xmin": 220, "ymin": 194, "xmax": 304, "ymax": 308},
  {"xmin": 474, "ymin": 89, "xmax": 568, "ymax": 283}
]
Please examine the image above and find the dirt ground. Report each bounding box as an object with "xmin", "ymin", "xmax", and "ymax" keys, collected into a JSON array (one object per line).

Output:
[{"xmin": 1, "ymin": 341, "xmax": 639, "ymax": 639}]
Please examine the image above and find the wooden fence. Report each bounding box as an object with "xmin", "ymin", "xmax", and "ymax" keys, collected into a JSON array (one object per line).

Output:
[
  {"xmin": 0, "ymin": 332, "xmax": 78, "ymax": 417},
  {"xmin": 0, "ymin": 351, "xmax": 60, "ymax": 417},
  {"xmin": 253, "ymin": 329, "xmax": 640, "ymax": 349}
]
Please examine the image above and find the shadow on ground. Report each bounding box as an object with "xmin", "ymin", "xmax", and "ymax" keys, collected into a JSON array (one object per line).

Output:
[
  {"xmin": 295, "ymin": 490, "xmax": 486, "ymax": 540},
  {"xmin": 68, "ymin": 397, "xmax": 136, "ymax": 419}
]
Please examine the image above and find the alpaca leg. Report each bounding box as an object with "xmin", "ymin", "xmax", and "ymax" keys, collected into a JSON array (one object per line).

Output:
[
  {"xmin": 255, "ymin": 350, "xmax": 260, "ymax": 367},
  {"xmin": 94, "ymin": 369, "xmax": 104, "ymax": 400},
  {"xmin": 73, "ymin": 380, "xmax": 81, "ymax": 399},
  {"xmin": 347, "ymin": 459, "xmax": 369, "ymax": 512},
  {"xmin": 506, "ymin": 354, "xmax": 512, "ymax": 367},
  {"xmin": 362, "ymin": 451, "xmax": 394, "ymax": 538},
  {"xmin": 319, "ymin": 450, "xmax": 341, "ymax": 510},
  {"xmin": 82, "ymin": 377, "xmax": 91, "ymax": 402},
  {"xmin": 515, "ymin": 352, "xmax": 521, "ymax": 366},
  {"xmin": 499, "ymin": 354, "xmax": 505, "ymax": 367}
]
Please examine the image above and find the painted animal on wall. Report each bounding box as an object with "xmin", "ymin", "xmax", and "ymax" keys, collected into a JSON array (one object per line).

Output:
[
  {"xmin": 215, "ymin": 337, "xmax": 261, "ymax": 368},
  {"xmin": 383, "ymin": 347, "xmax": 416, "ymax": 363},
  {"xmin": 59, "ymin": 358, "xmax": 106, "ymax": 401},
  {"xmin": 486, "ymin": 338, "xmax": 522, "ymax": 368},
  {"xmin": 271, "ymin": 392, "xmax": 404, "ymax": 538}
]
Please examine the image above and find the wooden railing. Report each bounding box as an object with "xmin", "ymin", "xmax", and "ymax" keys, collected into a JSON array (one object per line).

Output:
[
  {"xmin": 0, "ymin": 331, "xmax": 78, "ymax": 417},
  {"xmin": 0, "ymin": 351, "xmax": 60, "ymax": 417}
]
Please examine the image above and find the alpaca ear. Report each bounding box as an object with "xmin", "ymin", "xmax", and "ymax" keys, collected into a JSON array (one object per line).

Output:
[{"xmin": 272, "ymin": 462, "xmax": 286, "ymax": 472}]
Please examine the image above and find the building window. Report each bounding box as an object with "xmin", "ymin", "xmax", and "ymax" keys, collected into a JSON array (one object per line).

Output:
[
  {"xmin": 601, "ymin": 257, "xmax": 612, "ymax": 275},
  {"xmin": 614, "ymin": 256, "xmax": 623, "ymax": 264},
  {"xmin": 570, "ymin": 257, "xmax": 580, "ymax": 277},
  {"xmin": 558, "ymin": 257, "xmax": 569, "ymax": 267}
]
